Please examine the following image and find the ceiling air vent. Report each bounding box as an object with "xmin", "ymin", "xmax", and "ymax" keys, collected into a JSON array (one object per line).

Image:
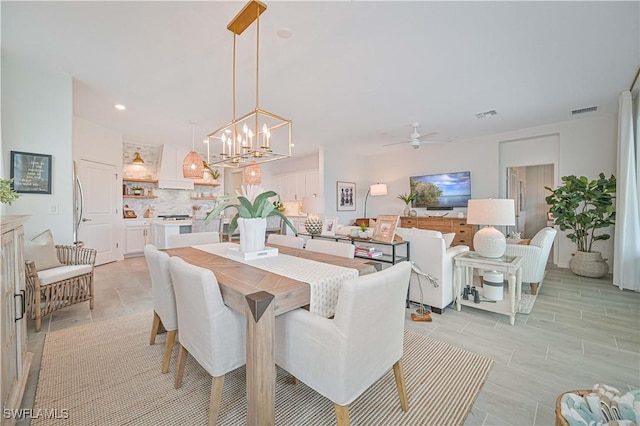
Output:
[
  {"xmin": 571, "ymin": 105, "xmax": 598, "ymax": 115},
  {"xmin": 475, "ymin": 110, "xmax": 498, "ymax": 119}
]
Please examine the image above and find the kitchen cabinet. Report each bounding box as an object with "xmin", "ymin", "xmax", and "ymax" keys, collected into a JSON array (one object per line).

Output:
[
  {"xmin": 285, "ymin": 216, "xmax": 307, "ymax": 236},
  {"xmin": 124, "ymin": 220, "xmax": 151, "ymax": 256},
  {"xmin": 273, "ymin": 169, "xmax": 319, "ymax": 201},
  {"xmin": 1, "ymin": 215, "xmax": 32, "ymax": 425}
]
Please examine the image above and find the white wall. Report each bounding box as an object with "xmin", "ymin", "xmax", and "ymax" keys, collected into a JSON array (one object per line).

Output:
[
  {"xmin": 360, "ymin": 113, "xmax": 617, "ymax": 269},
  {"xmin": 2, "ymin": 55, "xmax": 74, "ymax": 242}
]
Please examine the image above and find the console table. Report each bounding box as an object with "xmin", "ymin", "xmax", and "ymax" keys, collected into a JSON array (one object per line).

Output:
[
  {"xmin": 298, "ymin": 233, "xmax": 410, "ymax": 265},
  {"xmin": 453, "ymin": 251, "xmax": 523, "ymax": 325}
]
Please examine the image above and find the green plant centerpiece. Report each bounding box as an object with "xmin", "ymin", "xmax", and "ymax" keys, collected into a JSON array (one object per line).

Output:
[
  {"xmin": 205, "ymin": 185, "xmax": 296, "ymax": 252},
  {"xmin": 1, "ymin": 178, "xmax": 19, "ymax": 205},
  {"xmin": 545, "ymin": 173, "xmax": 616, "ymax": 278},
  {"xmin": 397, "ymin": 192, "xmax": 416, "ymax": 216},
  {"xmin": 131, "ymin": 186, "xmax": 144, "ymax": 195}
]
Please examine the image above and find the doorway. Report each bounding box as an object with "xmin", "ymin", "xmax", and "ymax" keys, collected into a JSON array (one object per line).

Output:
[
  {"xmin": 76, "ymin": 160, "xmax": 119, "ymax": 265},
  {"xmin": 506, "ymin": 165, "xmax": 554, "ymax": 239}
]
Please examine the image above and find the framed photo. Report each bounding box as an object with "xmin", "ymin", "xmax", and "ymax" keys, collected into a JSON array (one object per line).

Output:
[
  {"xmin": 372, "ymin": 215, "xmax": 399, "ymax": 243},
  {"xmin": 336, "ymin": 181, "xmax": 356, "ymax": 211},
  {"xmin": 10, "ymin": 151, "xmax": 52, "ymax": 194},
  {"xmin": 322, "ymin": 217, "xmax": 338, "ymax": 236}
]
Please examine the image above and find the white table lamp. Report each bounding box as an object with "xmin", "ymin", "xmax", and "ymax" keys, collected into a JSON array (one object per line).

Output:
[
  {"xmin": 302, "ymin": 195, "xmax": 325, "ymax": 235},
  {"xmin": 466, "ymin": 199, "xmax": 515, "ymax": 258}
]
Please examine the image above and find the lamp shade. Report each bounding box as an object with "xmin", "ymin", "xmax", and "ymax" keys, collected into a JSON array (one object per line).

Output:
[
  {"xmin": 301, "ymin": 196, "xmax": 325, "ymax": 214},
  {"xmin": 244, "ymin": 161, "xmax": 262, "ymax": 184},
  {"xmin": 466, "ymin": 199, "xmax": 515, "ymax": 226},
  {"xmin": 370, "ymin": 183, "xmax": 388, "ymax": 196},
  {"xmin": 183, "ymin": 151, "xmax": 204, "ymax": 179}
]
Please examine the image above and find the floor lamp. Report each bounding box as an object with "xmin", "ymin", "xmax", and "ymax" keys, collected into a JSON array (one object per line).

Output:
[{"xmin": 363, "ymin": 183, "xmax": 387, "ymax": 219}]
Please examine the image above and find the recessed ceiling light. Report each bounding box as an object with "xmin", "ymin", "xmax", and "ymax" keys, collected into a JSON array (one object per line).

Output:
[
  {"xmin": 115, "ymin": 104, "xmax": 126, "ymax": 110},
  {"xmin": 276, "ymin": 28, "xmax": 292, "ymax": 39}
]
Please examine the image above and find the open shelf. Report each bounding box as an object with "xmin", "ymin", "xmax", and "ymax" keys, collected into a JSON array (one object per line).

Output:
[
  {"xmin": 123, "ymin": 178, "xmax": 158, "ymax": 183},
  {"xmin": 194, "ymin": 181, "xmax": 221, "ymax": 187},
  {"xmin": 190, "ymin": 197, "xmax": 217, "ymax": 200},
  {"xmin": 123, "ymin": 195, "xmax": 158, "ymax": 199}
]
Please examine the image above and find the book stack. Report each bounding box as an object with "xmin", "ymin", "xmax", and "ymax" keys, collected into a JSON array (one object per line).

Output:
[{"xmin": 355, "ymin": 245, "xmax": 384, "ymax": 258}]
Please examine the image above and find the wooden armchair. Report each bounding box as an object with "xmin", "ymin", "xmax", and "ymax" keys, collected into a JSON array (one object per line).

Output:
[{"xmin": 25, "ymin": 244, "xmax": 97, "ymax": 332}]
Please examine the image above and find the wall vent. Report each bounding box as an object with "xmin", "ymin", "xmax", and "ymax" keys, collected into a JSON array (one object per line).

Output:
[
  {"xmin": 571, "ymin": 105, "xmax": 598, "ymax": 115},
  {"xmin": 475, "ymin": 110, "xmax": 498, "ymax": 119}
]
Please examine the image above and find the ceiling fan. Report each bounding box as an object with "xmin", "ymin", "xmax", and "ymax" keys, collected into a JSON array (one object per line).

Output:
[{"xmin": 383, "ymin": 122, "xmax": 454, "ymax": 149}]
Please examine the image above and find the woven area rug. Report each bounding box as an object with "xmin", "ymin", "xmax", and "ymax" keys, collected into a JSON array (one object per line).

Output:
[{"xmin": 33, "ymin": 311, "xmax": 493, "ymax": 426}]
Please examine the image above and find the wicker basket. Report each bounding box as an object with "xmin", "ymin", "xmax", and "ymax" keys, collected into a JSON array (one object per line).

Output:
[{"xmin": 555, "ymin": 389, "xmax": 591, "ymax": 426}]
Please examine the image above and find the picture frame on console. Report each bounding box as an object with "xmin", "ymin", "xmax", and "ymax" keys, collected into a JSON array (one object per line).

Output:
[
  {"xmin": 336, "ymin": 181, "xmax": 356, "ymax": 211},
  {"xmin": 372, "ymin": 215, "xmax": 399, "ymax": 243},
  {"xmin": 322, "ymin": 217, "xmax": 338, "ymax": 236}
]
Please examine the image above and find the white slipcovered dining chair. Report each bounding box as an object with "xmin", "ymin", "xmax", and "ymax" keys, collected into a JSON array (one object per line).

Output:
[
  {"xmin": 167, "ymin": 231, "xmax": 220, "ymax": 248},
  {"xmin": 168, "ymin": 257, "xmax": 246, "ymax": 425},
  {"xmin": 275, "ymin": 261, "xmax": 412, "ymax": 426},
  {"xmin": 305, "ymin": 239, "xmax": 355, "ymax": 259},
  {"xmin": 144, "ymin": 244, "xmax": 177, "ymax": 374},
  {"xmin": 266, "ymin": 234, "xmax": 305, "ymax": 249},
  {"xmin": 503, "ymin": 227, "xmax": 557, "ymax": 295}
]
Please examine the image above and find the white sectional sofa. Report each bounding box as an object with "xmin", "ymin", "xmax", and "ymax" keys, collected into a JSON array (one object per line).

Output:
[{"xmin": 395, "ymin": 227, "xmax": 469, "ymax": 314}]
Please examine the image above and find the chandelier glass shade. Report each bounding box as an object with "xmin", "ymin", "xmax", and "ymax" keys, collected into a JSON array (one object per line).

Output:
[{"xmin": 207, "ymin": 0, "xmax": 292, "ymax": 169}]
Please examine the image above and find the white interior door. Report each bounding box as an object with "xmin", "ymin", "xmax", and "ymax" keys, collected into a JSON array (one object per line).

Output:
[{"xmin": 77, "ymin": 160, "xmax": 118, "ymax": 265}]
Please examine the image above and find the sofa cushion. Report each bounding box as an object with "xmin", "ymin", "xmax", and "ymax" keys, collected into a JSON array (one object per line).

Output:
[
  {"xmin": 37, "ymin": 264, "xmax": 93, "ymax": 286},
  {"xmin": 411, "ymin": 228, "xmax": 443, "ymax": 239},
  {"xmin": 443, "ymin": 233, "xmax": 456, "ymax": 248},
  {"xmin": 24, "ymin": 230, "xmax": 62, "ymax": 271}
]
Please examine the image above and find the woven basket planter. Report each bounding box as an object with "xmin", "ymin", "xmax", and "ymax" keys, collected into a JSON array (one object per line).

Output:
[
  {"xmin": 555, "ymin": 390, "xmax": 591, "ymax": 426},
  {"xmin": 569, "ymin": 251, "xmax": 609, "ymax": 278}
]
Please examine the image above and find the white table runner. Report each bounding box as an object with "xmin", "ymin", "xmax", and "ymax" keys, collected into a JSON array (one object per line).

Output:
[{"xmin": 192, "ymin": 243, "xmax": 358, "ymax": 318}]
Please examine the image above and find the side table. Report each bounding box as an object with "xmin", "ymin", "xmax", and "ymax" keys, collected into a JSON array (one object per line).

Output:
[{"xmin": 453, "ymin": 251, "xmax": 523, "ymax": 325}]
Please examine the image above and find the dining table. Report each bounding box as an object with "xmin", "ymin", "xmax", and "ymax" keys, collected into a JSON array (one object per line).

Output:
[{"xmin": 165, "ymin": 242, "xmax": 378, "ymax": 426}]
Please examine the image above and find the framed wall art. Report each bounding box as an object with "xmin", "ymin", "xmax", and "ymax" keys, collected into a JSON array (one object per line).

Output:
[
  {"xmin": 372, "ymin": 215, "xmax": 399, "ymax": 243},
  {"xmin": 336, "ymin": 181, "xmax": 356, "ymax": 211},
  {"xmin": 322, "ymin": 217, "xmax": 338, "ymax": 236},
  {"xmin": 10, "ymin": 151, "xmax": 52, "ymax": 194}
]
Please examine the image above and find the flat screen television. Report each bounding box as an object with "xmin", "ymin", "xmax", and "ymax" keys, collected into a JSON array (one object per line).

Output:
[{"xmin": 409, "ymin": 171, "xmax": 471, "ymax": 209}]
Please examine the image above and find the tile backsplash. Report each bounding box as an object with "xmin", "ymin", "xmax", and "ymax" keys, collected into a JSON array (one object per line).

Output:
[{"xmin": 122, "ymin": 142, "xmax": 223, "ymax": 218}]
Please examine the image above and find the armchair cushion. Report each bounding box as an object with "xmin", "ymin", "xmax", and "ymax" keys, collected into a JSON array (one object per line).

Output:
[
  {"xmin": 443, "ymin": 233, "xmax": 455, "ymax": 248},
  {"xmin": 37, "ymin": 264, "xmax": 93, "ymax": 286},
  {"xmin": 24, "ymin": 229, "xmax": 62, "ymax": 271}
]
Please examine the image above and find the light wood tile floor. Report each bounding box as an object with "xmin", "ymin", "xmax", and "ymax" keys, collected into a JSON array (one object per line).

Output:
[{"xmin": 20, "ymin": 258, "xmax": 640, "ymax": 426}]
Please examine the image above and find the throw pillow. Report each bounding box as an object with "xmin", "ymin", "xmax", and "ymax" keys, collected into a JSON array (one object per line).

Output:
[
  {"xmin": 442, "ymin": 233, "xmax": 456, "ymax": 248},
  {"xmin": 518, "ymin": 239, "xmax": 531, "ymax": 245},
  {"xmin": 23, "ymin": 229, "xmax": 62, "ymax": 271}
]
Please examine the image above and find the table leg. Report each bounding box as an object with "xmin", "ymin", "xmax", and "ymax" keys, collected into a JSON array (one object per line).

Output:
[
  {"xmin": 508, "ymin": 272, "xmax": 516, "ymax": 325},
  {"xmin": 454, "ymin": 264, "xmax": 461, "ymax": 311},
  {"xmin": 516, "ymin": 267, "xmax": 522, "ymax": 300},
  {"xmin": 245, "ymin": 291, "xmax": 276, "ymax": 426}
]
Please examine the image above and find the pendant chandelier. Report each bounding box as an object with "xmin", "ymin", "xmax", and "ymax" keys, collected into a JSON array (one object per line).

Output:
[
  {"xmin": 244, "ymin": 161, "xmax": 262, "ymax": 184},
  {"xmin": 207, "ymin": 0, "xmax": 292, "ymax": 169},
  {"xmin": 183, "ymin": 121, "xmax": 204, "ymax": 179}
]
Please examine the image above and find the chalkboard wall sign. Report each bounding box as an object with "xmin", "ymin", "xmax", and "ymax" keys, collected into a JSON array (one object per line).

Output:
[{"xmin": 10, "ymin": 151, "xmax": 52, "ymax": 194}]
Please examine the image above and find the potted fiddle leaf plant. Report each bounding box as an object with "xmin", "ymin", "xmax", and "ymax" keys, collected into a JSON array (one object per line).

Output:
[
  {"xmin": 397, "ymin": 192, "xmax": 416, "ymax": 216},
  {"xmin": 545, "ymin": 173, "xmax": 616, "ymax": 278},
  {"xmin": 205, "ymin": 186, "xmax": 296, "ymax": 252}
]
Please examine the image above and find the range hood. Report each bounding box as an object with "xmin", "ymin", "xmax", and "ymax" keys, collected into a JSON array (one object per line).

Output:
[{"xmin": 157, "ymin": 144, "xmax": 195, "ymax": 190}]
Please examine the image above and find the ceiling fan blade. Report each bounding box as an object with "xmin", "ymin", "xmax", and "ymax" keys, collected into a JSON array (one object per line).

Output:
[
  {"xmin": 383, "ymin": 140, "xmax": 411, "ymax": 147},
  {"xmin": 418, "ymin": 138, "xmax": 455, "ymax": 144},
  {"xmin": 416, "ymin": 131, "xmax": 439, "ymax": 140}
]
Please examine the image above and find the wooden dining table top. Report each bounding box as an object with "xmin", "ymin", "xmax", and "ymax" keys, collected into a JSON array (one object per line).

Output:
[{"xmin": 164, "ymin": 243, "xmax": 377, "ymax": 316}]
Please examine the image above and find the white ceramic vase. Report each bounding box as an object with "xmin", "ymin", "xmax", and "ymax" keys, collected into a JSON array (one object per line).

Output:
[{"xmin": 238, "ymin": 217, "xmax": 267, "ymax": 253}]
